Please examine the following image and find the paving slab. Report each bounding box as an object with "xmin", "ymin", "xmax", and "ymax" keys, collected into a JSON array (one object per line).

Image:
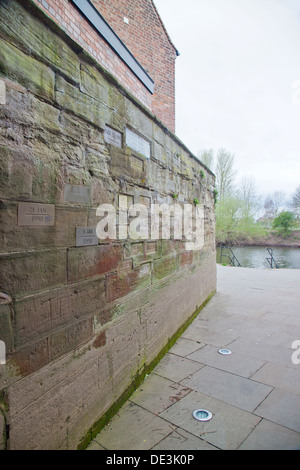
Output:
[
  {"xmin": 186, "ymin": 344, "xmax": 265, "ymax": 378},
  {"xmin": 251, "ymin": 362, "xmax": 300, "ymax": 395},
  {"xmin": 170, "ymin": 337, "xmax": 205, "ymax": 357},
  {"xmin": 254, "ymin": 389, "xmax": 300, "ymax": 433},
  {"xmin": 92, "ymin": 401, "xmax": 173, "ymax": 450},
  {"xmin": 152, "ymin": 353, "xmax": 204, "ymax": 382},
  {"xmin": 152, "ymin": 427, "xmax": 218, "ymax": 451},
  {"xmin": 228, "ymin": 337, "xmax": 297, "ymax": 369},
  {"xmin": 239, "ymin": 419, "xmax": 300, "ymax": 450},
  {"xmin": 159, "ymin": 390, "xmax": 261, "ymax": 450},
  {"xmin": 87, "ymin": 266, "xmax": 300, "ymax": 451},
  {"xmin": 182, "ymin": 324, "xmax": 238, "ymax": 347},
  {"xmin": 181, "ymin": 366, "xmax": 273, "ymax": 412},
  {"xmin": 129, "ymin": 373, "xmax": 192, "ymax": 415}
]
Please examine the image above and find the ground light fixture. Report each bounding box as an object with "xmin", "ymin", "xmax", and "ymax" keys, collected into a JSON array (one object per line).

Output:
[
  {"xmin": 218, "ymin": 348, "xmax": 232, "ymax": 355},
  {"xmin": 192, "ymin": 409, "xmax": 213, "ymax": 422}
]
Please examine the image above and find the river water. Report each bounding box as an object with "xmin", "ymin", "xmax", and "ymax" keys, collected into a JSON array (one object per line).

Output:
[{"xmin": 216, "ymin": 246, "xmax": 300, "ymax": 269}]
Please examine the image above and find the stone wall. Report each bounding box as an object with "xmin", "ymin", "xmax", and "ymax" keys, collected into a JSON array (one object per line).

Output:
[
  {"xmin": 30, "ymin": 0, "xmax": 153, "ymax": 111},
  {"xmin": 0, "ymin": 0, "xmax": 216, "ymax": 449},
  {"xmin": 30, "ymin": 0, "xmax": 178, "ymax": 132}
]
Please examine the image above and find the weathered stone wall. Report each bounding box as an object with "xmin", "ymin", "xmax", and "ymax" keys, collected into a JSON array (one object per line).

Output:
[{"xmin": 0, "ymin": 0, "xmax": 216, "ymax": 449}]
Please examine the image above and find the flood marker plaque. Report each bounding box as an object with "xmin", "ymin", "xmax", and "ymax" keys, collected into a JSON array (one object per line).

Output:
[
  {"xmin": 64, "ymin": 184, "xmax": 91, "ymax": 204},
  {"xmin": 18, "ymin": 202, "xmax": 55, "ymax": 226},
  {"xmin": 104, "ymin": 125, "xmax": 122, "ymax": 148},
  {"xmin": 76, "ymin": 227, "xmax": 98, "ymax": 247}
]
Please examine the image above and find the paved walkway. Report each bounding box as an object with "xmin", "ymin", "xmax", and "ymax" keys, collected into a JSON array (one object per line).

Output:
[{"xmin": 87, "ymin": 265, "xmax": 300, "ymax": 450}]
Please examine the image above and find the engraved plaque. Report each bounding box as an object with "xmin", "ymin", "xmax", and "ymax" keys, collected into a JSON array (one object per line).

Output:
[
  {"xmin": 18, "ymin": 202, "xmax": 55, "ymax": 226},
  {"xmin": 104, "ymin": 125, "xmax": 122, "ymax": 147},
  {"xmin": 0, "ymin": 80, "xmax": 6, "ymax": 105},
  {"xmin": 64, "ymin": 184, "xmax": 91, "ymax": 204},
  {"xmin": 131, "ymin": 155, "xmax": 144, "ymax": 171},
  {"xmin": 140, "ymin": 196, "xmax": 151, "ymax": 208},
  {"xmin": 76, "ymin": 227, "xmax": 98, "ymax": 247},
  {"xmin": 126, "ymin": 128, "xmax": 150, "ymax": 158},
  {"xmin": 119, "ymin": 195, "xmax": 134, "ymax": 208},
  {"xmin": 119, "ymin": 195, "xmax": 128, "ymax": 209}
]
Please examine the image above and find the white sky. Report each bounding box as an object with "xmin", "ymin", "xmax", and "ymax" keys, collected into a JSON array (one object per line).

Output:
[{"xmin": 154, "ymin": 0, "xmax": 300, "ymax": 200}]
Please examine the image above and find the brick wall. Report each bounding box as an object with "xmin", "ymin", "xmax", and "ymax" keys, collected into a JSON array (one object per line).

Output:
[
  {"xmin": 91, "ymin": 0, "xmax": 178, "ymax": 132},
  {"xmin": 0, "ymin": 0, "xmax": 216, "ymax": 449},
  {"xmin": 30, "ymin": 0, "xmax": 177, "ymax": 132}
]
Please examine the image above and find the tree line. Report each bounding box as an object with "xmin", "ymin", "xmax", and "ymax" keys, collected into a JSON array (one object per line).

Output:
[{"xmin": 198, "ymin": 148, "xmax": 300, "ymax": 244}]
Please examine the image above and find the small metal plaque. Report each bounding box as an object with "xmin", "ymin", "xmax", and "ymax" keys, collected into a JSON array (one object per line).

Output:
[
  {"xmin": 104, "ymin": 125, "xmax": 122, "ymax": 148},
  {"xmin": 64, "ymin": 184, "xmax": 91, "ymax": 204},
  {"xmin": 126, "ymin": 128, "xmax": 150, "ymax": 159},
  {"xmin": 0, "ymin": 80, "xmax": 6, "ymax": 105},
  {"xmin": 76, "ymin": 227, "xmax": 98, "ymax": 247},
  {"xmin": 18, "ymin": 202, "xmax": 55, "ymax": 226}
]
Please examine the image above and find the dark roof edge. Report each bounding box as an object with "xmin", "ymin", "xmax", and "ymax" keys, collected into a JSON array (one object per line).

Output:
[{"xmin": 71, "ymin": 0, "xmax": 155, "ymax": 93}]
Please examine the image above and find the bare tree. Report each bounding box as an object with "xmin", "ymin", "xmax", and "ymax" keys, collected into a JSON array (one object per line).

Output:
[
  {"xmin": 263, "ymin": 191, "xmax": 286, "ymax": 225},
  {"xmin": 273, "ymin": 191, "xmax": 286, "ymax": 216},
  {"xmin": 215, "ymin": 149, "xmax": 236, "ymax": 200},
  {"xmin": 198, "ymin": 149, "xmax": 214, "ymax": 171},
  {"xmin": 291, "ymin": 185, "xmax": 300, "ymax": 214},
  {"xmin": 238, "ymin": 176, "xmax": 260, "ymax": 222},
  {"xmin": 264, "ymin": 196, "xmax": 276, "ymax": 225}
]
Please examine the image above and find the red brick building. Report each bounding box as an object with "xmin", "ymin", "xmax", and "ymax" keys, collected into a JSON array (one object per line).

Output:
[{"xmin": 33, "ymin": 0, "xmax": 179, "ymax": 132}]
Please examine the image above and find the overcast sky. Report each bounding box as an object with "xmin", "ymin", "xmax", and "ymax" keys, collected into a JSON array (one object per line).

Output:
[{"xmin": 154, "ymin": 0, "xmax": 300, "ymax": 200}]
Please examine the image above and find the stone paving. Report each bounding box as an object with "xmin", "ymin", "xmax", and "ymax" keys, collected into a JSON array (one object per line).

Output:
[{"xmin": 87, "ymin": 265, "xmax": 300, "ymax": 450}]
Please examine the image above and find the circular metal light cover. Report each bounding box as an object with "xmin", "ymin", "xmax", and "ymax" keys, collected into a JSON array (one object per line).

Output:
[
  {"xmin": 218, "ymin": 348, "xmax": 232, "ymax": 355},
  {"xmin": 192, "ymin": 409, "xmax": 213, "ymax": 422}
]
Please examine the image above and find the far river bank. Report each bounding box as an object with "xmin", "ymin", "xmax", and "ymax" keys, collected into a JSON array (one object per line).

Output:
[{"xmin": 216, "ymin": 230, "xmax": 300, "ymax": 248}]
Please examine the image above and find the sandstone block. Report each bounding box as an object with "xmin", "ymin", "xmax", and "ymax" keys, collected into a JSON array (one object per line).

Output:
[
  {"xmin": 153, "ymin": 255, "xmax": 178, "ymax": 281},
  {"xmin": 49, "ymin": 317, "xmax": 94, "ymax": 361},
  {"xmin": 0, "ymin": 249, "xmax": 67, "ymax": 298},
  {"xmin": 67, "ymin": 245, "xmax": 123, "ymax": 283},
  {"xmin": 0, "ymin": 303, "xmax": 14, "ymax": 354},
  {"xmin": 0, "ymin": 41, "xmax": 55, "ymax": 101},
  {"xmin": 80, "ymin": 63, "xmax": 109, "ymax": 104},
  {"xmin": 106, "ymin": 262, "xmax": 151, "ymax": 302},
  {"xmin": 14, "ymin": 278, "xmax": 106, "ymax": 348},
  {"xmin": 11, "ymin": 338, "xmax": 49, "ymax": 377},
  {"xmin": 55, "ymin": 75, "xmax": 105, "ymax": 128},
  {"xmin": 180, "ymin": 250, "xmax": 194, "ymax": 268},
  {"xmin": 0, "ymin": 0, "xmax": 80, "ymax": 84},
  {"xmin": 0, "ymin": 411, "xmax": 5, "ymax": 450}
]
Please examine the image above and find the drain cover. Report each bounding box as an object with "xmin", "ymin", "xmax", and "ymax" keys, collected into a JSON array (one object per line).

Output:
[
  {"xmin": 192, "ymin": 409, "xmax": 212, "ymax": 422},
  {"xmin": 218, "ymin": 348, "xmax": 232, "ymax": 355}
]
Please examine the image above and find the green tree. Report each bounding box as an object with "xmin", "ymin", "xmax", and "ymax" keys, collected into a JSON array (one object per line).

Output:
[{"xmin": 272, "ymin": 211, "xmax": 297, "ymax": 237}]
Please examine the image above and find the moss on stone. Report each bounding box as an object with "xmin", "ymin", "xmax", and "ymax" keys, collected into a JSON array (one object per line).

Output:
[
  {"xmin": 77, "ymin": 289, "xmax": 216, "ymax": 450},
  {"xmin": 0, "ymin": 41, "xmax": 55, "ymax": 101}
]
